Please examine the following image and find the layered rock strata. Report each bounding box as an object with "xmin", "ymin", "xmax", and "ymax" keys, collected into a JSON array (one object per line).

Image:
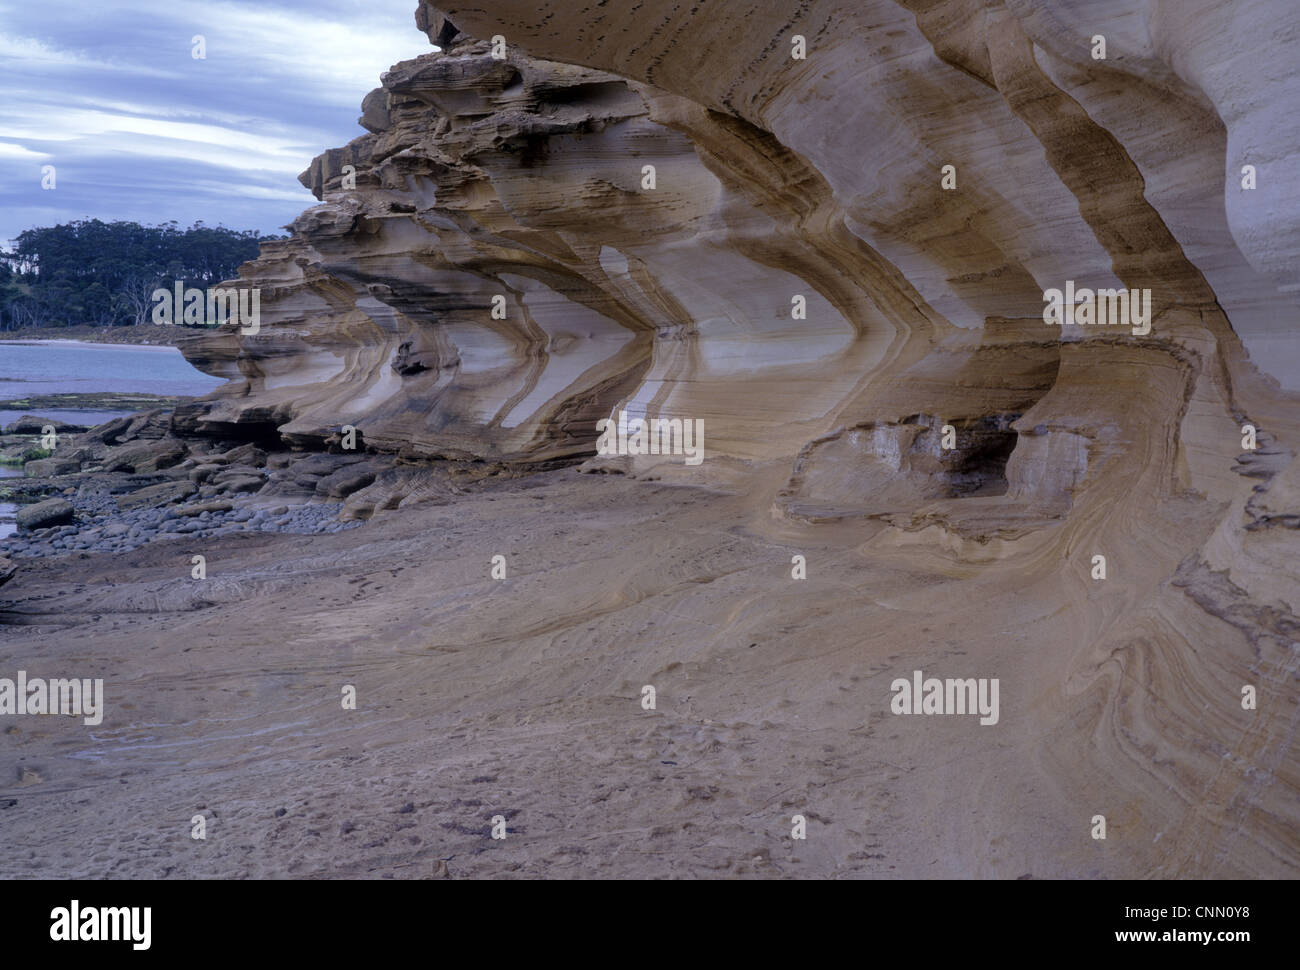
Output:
[{"xmin": 127, "ymin": 0, "xmax": 1300, "ymax": 876}]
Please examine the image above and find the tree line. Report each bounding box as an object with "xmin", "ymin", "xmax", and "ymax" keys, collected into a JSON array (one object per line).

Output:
[{"xmin": 0, "ymin": 219, "xmax": 281, "ymax": 330}]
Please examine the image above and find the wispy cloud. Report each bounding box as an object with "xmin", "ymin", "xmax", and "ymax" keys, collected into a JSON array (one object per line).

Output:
[
  {"xmin": 0, "ymin": 143, "xmax": 52, "ymax": 161},
  {"xmin": 0, "ymin": 0, "xmax": 435, "ymax": 244}
]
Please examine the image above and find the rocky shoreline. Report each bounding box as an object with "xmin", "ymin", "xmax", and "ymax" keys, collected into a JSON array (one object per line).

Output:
[
  {"xmin": 0, "ymin": 403, "xmax": 573, "ymax": 574},
  {"xmin": 0, "ymin": 408, "xmax": 390, "ymax": 568},
  {"xmin": 0, "ymin": 391, "xmax": 189, "ymax": 414},
  {"xmin": 5, "ymin": 495, "xmax": 358, "ymax": 559}
]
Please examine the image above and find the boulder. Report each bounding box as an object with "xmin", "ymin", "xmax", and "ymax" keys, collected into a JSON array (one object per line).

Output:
[
  {"xmin": 213, "ymin": 463, "xmax": 264, "ymax": 483},
  {"xmin": 316, "ymin": 465, "xmax": 378, "ymax": 498},
  {"xmin": 86, "ymin": 415, "xmax": 134, "ymax": 444},
  {"xmin": 103, "ymin": 438, "xmax": 187, "ymax": 473},
  {"xmin": 23, "ymin": 456, "xmax": 81, "ymax": 478},
  {"xmin": 66, "ymin": 442, "xmax": 110, "ymax": 464},
  {"xmin": 214, "ymin": 475, "xmax": 266, "ymax": 495},
  {"xmin": 174, "ymin": 499, "xmax": 235, "ymax": 517},
  {"xmin": 4, "ymin": 415, "xmax": 88, "ymax": 435},
  {"xmin": 121, "ymin": 410, "xmax": 171, "ymax": 441},
  {"xmin": 16, "ymin": 497, "xmax": 76, "ymax": 531},
  {"xmin": 214, "ymin": 443, "xmax": 268, "ymax": 467},
  {"xmin": 115, "ymin": 480, "xmax": 197, "ymax": 510},
  {"xmin": 189, "ymin": 463, "xmax": 224, "ymax": 483}
]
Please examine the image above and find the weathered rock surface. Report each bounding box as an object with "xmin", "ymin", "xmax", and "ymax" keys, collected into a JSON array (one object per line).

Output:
[
  {"xmin": 315, "ymin": 463, "xmax": 378, "ymax": 498},
  {"xmin": 114, "ymin": 481, "xmax": 196, "ymax": 511},
  {"xmin": 4, "ymin": 415, "xmax": 87, "ymax": 435},
  {"xmin": 23, "ymin": 456, "xmax": 81, "ymax": 478},
  {"xmin": 16, "ymin": 498, "xmax": 75, "ymax": 531},
  {"xmin": 102, "ymin": 438, "xmax": 187, "ymax": 474},
  {"xmin": 5, "ymin": 1, "xmax": 1296, "ymax": 879}
]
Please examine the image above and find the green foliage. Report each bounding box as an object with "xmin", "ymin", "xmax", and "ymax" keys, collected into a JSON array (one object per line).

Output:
[
  {"xmin": 21, "ymin": 447, "xmax": 54, "ymax": 462},
  {"xmin": 0, "ymin": 219, "xmax": 282, "ymax": 330}
]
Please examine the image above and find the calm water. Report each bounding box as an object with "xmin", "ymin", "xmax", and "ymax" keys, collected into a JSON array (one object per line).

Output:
[
  {"xmin": 0, "ymin": 340, "xmax": 223, "ymax": 399},
  {"xmin": 0, "ymin": 339, "xmax": 223, "ymax": 429}
]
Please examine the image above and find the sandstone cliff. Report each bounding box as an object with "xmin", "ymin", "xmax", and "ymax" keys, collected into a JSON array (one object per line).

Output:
[{"xmin": 156, "ymin": 1, "xmax": 1300, "ymax": 876}]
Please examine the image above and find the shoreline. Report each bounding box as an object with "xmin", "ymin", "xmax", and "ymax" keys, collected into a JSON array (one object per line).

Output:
[
  {"xmin": 0, "ymin": 338, "xmax": 187, "ymax": 353},
  {"xmin": 0, "ymin": 411, "xmax": 376, "ymax": 560},
  {"xmin": 0, "ymin": 324, "xmax": 198, "ymax": 347},
  {"xmin": 0, "ymin": 391, "xmax": 192, "ymax": 414},
  {"xmin": 0, "ymin": 340, "xmax": 217, "ymax": 416}
]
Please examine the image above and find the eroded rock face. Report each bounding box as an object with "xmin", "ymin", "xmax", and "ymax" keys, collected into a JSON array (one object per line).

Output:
[
  {"xmin": 163, "ymin": 2, "xmax": 1300, "ymax": 875},
  {"xmin": 178, "ymin": 1, "xmax": 1300, "ymax": 471}
]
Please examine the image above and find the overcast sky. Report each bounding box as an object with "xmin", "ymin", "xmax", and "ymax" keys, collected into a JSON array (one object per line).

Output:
[{"xmin": 0, "ymin": 0, "xmax": 434, "ymax": 246}]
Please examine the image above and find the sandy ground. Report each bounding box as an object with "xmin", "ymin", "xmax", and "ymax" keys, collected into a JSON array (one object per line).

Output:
[{"xmin": 0, "ymin": 465, "xmax": 1292, "ymax": 879}]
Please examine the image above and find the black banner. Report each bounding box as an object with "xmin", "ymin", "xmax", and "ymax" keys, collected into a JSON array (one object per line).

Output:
[{"xmin": 0, "ymin": 879, "xmax": 1277, "ymax": 958}]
